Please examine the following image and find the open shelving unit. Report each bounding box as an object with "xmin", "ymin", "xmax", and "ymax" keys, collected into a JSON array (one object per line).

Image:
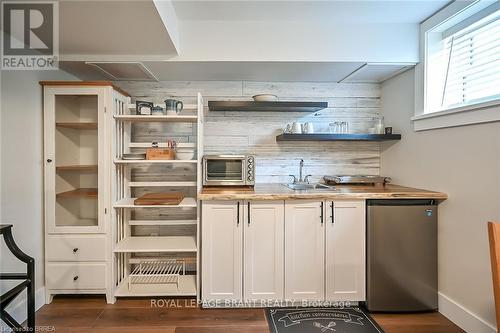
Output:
[{"xmin": 112, "ymin": 93, "xmax": 204, "ymax": 299}]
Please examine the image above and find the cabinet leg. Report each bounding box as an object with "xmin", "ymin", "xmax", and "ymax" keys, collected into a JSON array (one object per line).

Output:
[
  {"xmin": 106, "ymin": 293, "xmax": 116, "ymax": 304},
  {"xmin": 45, "ymin": 291, "xmax": 54, "ymax": 304}
]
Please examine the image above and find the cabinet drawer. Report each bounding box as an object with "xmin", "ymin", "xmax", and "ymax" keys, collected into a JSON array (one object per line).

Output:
[
  {"xmin": 46, "ymin": 263, "xmax": 106, "ymax": 290},
  {"xmin": 46, "ymin": 236, "xmax": 106, "ymax": 261}
]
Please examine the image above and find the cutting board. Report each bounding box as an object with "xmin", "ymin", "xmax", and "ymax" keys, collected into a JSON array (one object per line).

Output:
[{"xmin": 134, "ymin": 192, "xmax": 184, "ymax": 206}]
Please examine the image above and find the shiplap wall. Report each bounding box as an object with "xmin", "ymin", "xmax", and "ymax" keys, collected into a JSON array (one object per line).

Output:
[{"xmin": 115, "ymin": 81, "xmax": 382, "ymax": 183}]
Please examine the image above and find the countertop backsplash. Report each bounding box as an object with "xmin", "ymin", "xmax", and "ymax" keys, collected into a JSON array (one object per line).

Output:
[{"xmin": 115, "ymin": 80, "xmax": 382, "ymax": 183}]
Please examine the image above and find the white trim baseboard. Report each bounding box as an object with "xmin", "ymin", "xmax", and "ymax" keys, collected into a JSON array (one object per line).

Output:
[
  {"xmin": 0, "ymin": 286, "xmax": 45, "ymax": 331},
  {"xmin": 439, "ymin": 292, "xmax": 496, "ymax": 333}
]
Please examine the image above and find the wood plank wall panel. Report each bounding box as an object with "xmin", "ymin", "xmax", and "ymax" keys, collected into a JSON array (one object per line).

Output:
[{"xmin": 115, "ymin": 81, "xmax": 382, "ymax": 183}]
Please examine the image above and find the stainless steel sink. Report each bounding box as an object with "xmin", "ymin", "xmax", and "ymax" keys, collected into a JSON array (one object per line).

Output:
[{"xmin": 285, "ymin": 183, "xmax": 334, "ymax": 191}]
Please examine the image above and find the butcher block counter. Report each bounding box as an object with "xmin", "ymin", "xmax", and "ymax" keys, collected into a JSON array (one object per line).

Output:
[{"xmin": 199, "ymin": 183, "xmax": 447, "ymax": 201}]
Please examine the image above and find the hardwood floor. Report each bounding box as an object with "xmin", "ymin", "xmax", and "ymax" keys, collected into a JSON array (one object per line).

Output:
[{"xmin": 34, "ymin": 296, "xmax": 465, "ymax": 333}]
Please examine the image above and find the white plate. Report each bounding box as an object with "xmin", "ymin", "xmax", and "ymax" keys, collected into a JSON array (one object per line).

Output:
[{"xmin": 252, "ymin": 94, "xmax": 278, "ymax": 102}]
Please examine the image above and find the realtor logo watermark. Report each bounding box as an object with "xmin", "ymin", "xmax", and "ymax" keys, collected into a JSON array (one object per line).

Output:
[{"xmin": 1, "ymin": 1, "xmax": 59, "ymax": 70}]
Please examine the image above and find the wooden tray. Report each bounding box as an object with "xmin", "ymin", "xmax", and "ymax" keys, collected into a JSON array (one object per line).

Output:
[{"xmin": 134, "ymin": 192, "xmax": 184, "ymax": 206}]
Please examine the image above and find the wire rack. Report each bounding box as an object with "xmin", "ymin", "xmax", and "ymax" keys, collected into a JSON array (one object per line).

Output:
[{"xmin": 128, "ymin": 259, "xmax": 185, "ymax": 291}]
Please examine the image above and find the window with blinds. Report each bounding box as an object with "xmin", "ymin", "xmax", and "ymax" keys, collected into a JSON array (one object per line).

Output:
[{"xmin": 425, "ymin": 6, "xmax": 500, "ymax": 113}]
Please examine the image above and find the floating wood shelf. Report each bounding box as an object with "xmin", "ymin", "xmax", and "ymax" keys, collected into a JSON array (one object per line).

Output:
[
  {"xmin": 56, "ymin": 188, "xmax": 98, "ymax": 199},
  {"xmin": 208, "ymin": 101, "xmax": 328, "ymax": 112},
  {"xmin": 56, "ymin": 122, "xmax": 98, "ymax": 130},
  {"xmin": 276, "ymin": 133, "xmax": 402, "ymax": 142},
  {"xmin": 56, "ymin": 165, "xmax": 98, "ymax": 172}
]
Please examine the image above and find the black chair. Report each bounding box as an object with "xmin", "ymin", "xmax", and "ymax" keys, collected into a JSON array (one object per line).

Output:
[{"xmin": 0, "ymin": 224, "xmax": 35, "ymax": 331}]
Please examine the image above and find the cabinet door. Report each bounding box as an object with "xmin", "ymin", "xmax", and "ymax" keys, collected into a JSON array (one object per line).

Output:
[
  {"xmin": 44, "ymin": 87, "xmax": 106, "ymax": 234},
  {"xmin": 285, "ymin": 201, "xmax": 325, "ymax": 301},
  {"xmin": 326, "ymin": 200, "xmax": 366, "ymax": 301},
  {"xmin": 244, "ymin": 201, "xmax": 284, "ymax": 301},
  {"xmin": 202, "ymin": 201, "xmax": 243, "ymax": 301}
]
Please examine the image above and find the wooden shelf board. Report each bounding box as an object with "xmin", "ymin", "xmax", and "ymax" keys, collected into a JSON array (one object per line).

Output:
[
  {"xmin": 114, "ymin": 159, "xmax": 197, "ymax": 164},
  {"xmin": 208, "ymin": 100, "xmax": 328, "ymax": 112},
  {"xmin": 276, "ymin": 133, "xmax": 402, "ymax": 142},
  {"xmin": 40, "ymin": 80, "xmax": 130, "ymax": 97},
  {"xmin": 56, "ymin": 219, "xmax": 97, "ymax": 227},
  {"xmin": 56, "ymin": 188, "xmax": 98, "ymax": 199},
  {"xmin": 56, "ymin": 165, "xmax": 98, "ymax": 172},
  {"xmin": 114, "ymin": 115, "xmax": 198, "ymax": 123},
  {"xmin": 114, "ymin": 275, "xmax": 196, "ymax": 297},
  {"xmin": 114, "ymin": 197, "xmax": 197, "ymax": 208},
  {"xmin": 129, "ymin": 219, "xmax": 197, "ymax": 226},
  {"xmin": 56, "ymin": 122, "xmax": 98, "ymax": 130},
  {"xmin": 114, "ymin": 236, "xmax": 197, "ymax": 253},
  {"xmin": 128, "ymin": 181, "xmax": 197, "ymax": 187}
]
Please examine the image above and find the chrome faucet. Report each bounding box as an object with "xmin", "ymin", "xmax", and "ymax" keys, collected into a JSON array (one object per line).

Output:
[{"xmin": 289, "ymin": 159, "xmax": 312, "ymax": 184}]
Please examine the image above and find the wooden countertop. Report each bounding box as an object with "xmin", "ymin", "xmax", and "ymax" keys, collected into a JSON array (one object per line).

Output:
[{"xmin": 199, "ymin": 184, "xmax": 447, "ymax": 201}]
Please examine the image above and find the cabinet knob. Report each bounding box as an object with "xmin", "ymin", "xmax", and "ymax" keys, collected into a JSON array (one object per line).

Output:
[
  {"xmin": 47, "ymin": 159, "xmax": 52, "ymax": 163},
  {"xmin": 73, "ymin": 248, "xmax": 79, "ymax": 253},
  {"xmin": 73, "ymin": 276, "xmax": 79, "ymax": 281}
]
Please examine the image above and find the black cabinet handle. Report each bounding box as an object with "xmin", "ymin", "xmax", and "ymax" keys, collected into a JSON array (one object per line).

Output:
[
  {"xmin": 73, "ymin": 276, "xmax": 79, "ymax": 281},
  {"xmin": 47, "ymin": 159, "xmax": 52, "ymax": 163},
  {"xmin": 320, "ymin": 202, "xmax": 324, "ymax": 224},
  {"xmin": 331, "ymin": 202, "xmax": 334, "ymax": 224},
  {"xmin": 72, "ymin": 248, "xmax": 79, "ymax": 253},
  {"xmin": 248, "ymin": 202, "xmax": 251, "ymax": 226},
  {"xmin": 237, "ymin": 202, "xmax": 240, "ymax": 225}
]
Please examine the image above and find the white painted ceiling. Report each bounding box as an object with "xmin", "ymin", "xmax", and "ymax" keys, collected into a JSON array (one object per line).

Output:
[
  {"xmin": 172, "ymin": 0, "xmax": 450, "ymax": 23},
  {"xmin": 59, "ymin": 0, "xmax": 451, "ymax": 82},
  {"xmin": 59, "ymin": 0, "xmax": 178, "ymax": 58}
]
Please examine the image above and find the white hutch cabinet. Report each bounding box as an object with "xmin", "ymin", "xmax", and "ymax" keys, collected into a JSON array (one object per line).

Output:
[{"xmin": 42, "ymin": 81, "xmax": 129, "ymax": 303}]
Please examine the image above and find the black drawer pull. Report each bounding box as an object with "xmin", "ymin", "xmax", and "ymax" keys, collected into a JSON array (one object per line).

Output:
[
  {"xmin": 73, "ymin": 276, "xmax": 79, "ymax": 281},
  {"xmin": 73, "ymin": 248, "xmax": 79, "ymax": 253},
  {"xmin": 320, "ymin": 202, "xmax": 324, "ymax": 224}
]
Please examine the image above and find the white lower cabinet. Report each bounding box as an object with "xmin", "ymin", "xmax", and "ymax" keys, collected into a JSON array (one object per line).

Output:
[
  {"xmin": 325, "ymin": 200, "xmax": 366, "ymax": 301},
  {"xmin": 201, "ymin": 199, "xmax": 365, "ymax": 305},
  {"xmin": 284, "ymin": 201, "xmax": 325, "ymax": 301},
  {"xmin": 244, "ymin": 201, "xmax": 284, "ymax": 300},
  {"xmin": 202, "ymin": 201, "xmax": 243, "ymax": 301}
]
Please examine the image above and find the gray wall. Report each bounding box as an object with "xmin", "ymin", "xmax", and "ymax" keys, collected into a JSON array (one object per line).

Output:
[
  {"xmin": 380, "ymin": 69, "xmax": 499, "ymax": 332},
  {"xmin": 0, "ymin": 69, "xmax": 78, "ymax": 324},
  {"xmin": 116, "ymin": 80, "xmax": 383, "ymax": 183}
]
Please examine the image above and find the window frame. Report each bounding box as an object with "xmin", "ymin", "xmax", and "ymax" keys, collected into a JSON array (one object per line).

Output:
[{"xmin": 413, "ymin": 0, "xmax": 500, "ymax": 131}]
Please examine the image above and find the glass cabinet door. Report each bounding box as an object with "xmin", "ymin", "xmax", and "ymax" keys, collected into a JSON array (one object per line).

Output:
[{"xmin": 45, "ymin": 88, "xmax": 105, "ymax": 233}]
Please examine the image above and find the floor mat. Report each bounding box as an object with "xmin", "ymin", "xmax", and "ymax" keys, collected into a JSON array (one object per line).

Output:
[{"xmin": 266, "ymin": 307, "xmax": 385, "ymax": 333}]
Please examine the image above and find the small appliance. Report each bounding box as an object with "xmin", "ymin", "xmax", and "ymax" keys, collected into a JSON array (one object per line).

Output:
[{"xmin": 203, "ymin": 155, "xmax": 255, "ymax": 187}]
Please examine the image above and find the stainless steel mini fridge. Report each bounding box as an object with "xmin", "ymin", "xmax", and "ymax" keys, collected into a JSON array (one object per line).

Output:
[{"xmin": 366, "ymin": 199, "xmax": 438, "ymax": 312}]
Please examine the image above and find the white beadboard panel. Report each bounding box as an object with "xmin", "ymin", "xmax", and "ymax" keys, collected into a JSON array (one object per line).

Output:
[
  {"xmin": 115, "ymin": 80, "xmax": 382, "ymax": 181},
  {"xmin": 242, "ymin": 81, "xmax": 380, "ymax": 98},
  {"xmin": 115, "ymin": 81, "xmax": 243, "ymax": 99}
]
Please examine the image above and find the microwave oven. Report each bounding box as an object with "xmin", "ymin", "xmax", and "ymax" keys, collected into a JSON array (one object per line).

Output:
[{"xmin": 202, "ymin": 155, "xmax": 255, "ymax": 186}]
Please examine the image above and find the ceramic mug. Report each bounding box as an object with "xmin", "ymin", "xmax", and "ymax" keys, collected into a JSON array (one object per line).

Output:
[
  {"xmin": 291, "ymin": 122, "xmax": 302, "ymax": 134},
  {"xmin": 164, "ymin": 99, "xmax": 183, "ymax": 115},
  {"xmin": 303, "ymin": 122, "xmax": 314, "ymax": 134}
]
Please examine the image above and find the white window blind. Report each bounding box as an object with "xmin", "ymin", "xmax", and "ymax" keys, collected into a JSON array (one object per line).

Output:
[{"xmin": 440, "ymin": 10, "xmax": 500, "ymax": 110}]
